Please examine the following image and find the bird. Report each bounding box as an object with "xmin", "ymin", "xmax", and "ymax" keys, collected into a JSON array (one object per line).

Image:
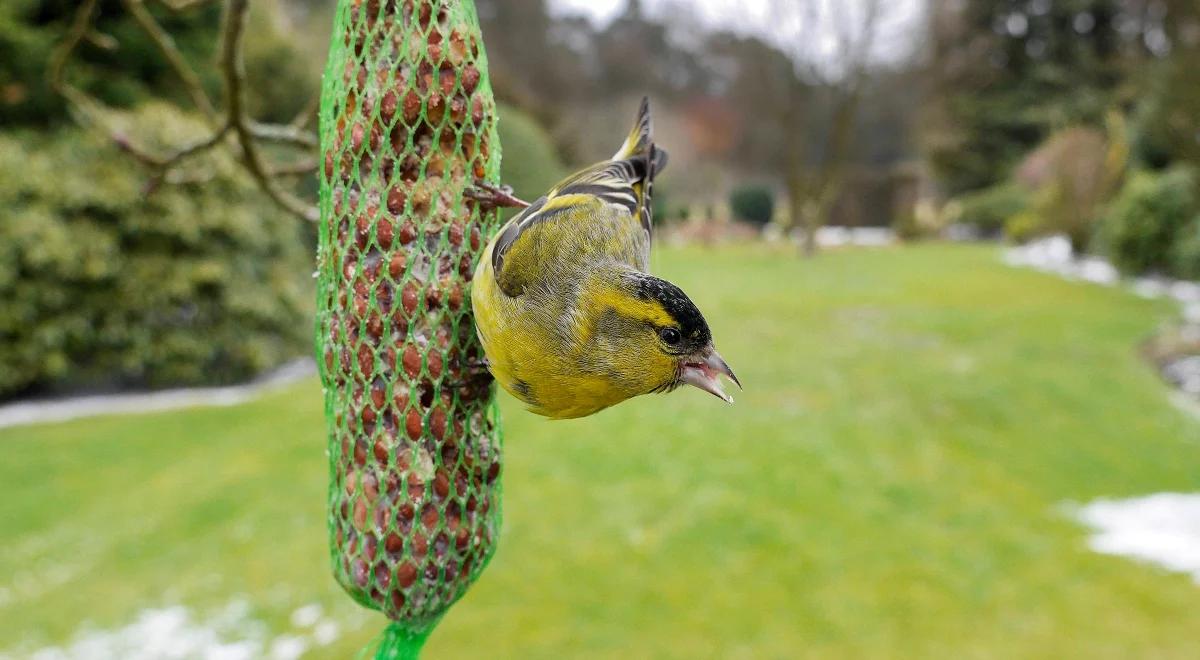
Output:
[{"xmin": 470, "ymin": 97, "xmax": 739, "ymax": 419}]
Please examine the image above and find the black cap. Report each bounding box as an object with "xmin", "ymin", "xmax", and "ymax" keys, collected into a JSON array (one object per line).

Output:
[{"xmin": 628, "ymin": 273, "xmax": 712, "ymax": 351}]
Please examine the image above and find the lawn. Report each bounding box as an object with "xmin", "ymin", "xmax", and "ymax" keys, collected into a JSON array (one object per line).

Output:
[{"xmin": 3, "ymin": 243, "xmax": 1200, "ymax": 658}]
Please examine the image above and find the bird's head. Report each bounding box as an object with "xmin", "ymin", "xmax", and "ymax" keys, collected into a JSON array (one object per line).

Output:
[{"xmin": 587, "ymin": 272, "xmax": 740, "ymax": 404}]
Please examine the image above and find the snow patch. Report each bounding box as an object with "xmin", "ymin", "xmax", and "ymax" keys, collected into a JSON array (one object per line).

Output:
[
  {"xmin": 1071, "ymin": 493, "xmax": 1200, "ymax": 584},
  {"xmin": 289, "ymin": 604, "xmax": 322, "ymax": 629},
  {"xmin": 313, "ymin": 621, "xmax": 340, "ymax": 646},
  {"xmin": 815, "ymin": 226, "xmax": 896, "ymax": 248},
  {"xmin": 267, "ymin": 635, "xmax": 308, "ymax": 660},
  {"xmin": 1002, "ymin": 235, "xmax": 1119, "ymax": 285},
  {"xmin": 11, "ymin": 600, "xmax": 342, "ymax": 660},
  {"xmin": 1004, "ymin": 235, "xmax": 1200, "ymax": 305}
]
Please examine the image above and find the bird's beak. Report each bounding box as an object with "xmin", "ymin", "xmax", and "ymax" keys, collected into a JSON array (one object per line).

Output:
[{"xmin": 680, "ymin": 346, "xmax": 741, "ymax": 404}]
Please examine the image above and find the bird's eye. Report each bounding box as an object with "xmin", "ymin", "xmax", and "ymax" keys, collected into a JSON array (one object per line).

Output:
[{"xmin": 659, "ymin": 327, "xmax": 682, "ymax": 345}]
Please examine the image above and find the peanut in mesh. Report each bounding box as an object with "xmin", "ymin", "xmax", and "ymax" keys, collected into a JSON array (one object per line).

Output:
[{"xmin": 317, "ymin": 0, "xmax": 502, "ymax": 627}]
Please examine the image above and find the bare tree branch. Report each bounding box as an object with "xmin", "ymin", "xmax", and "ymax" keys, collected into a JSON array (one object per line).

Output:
[
  {"xmin": 50, "ymin": 0, "xmax": 320, "ymax": 223},
  {"xmin": 85, "ymin": 29, "xmax": 119, "ymax": 51},
  {"xmin": 122, "ymin": 0, "xmax": 218, "ymax": 121},
  {"xmin": 113, "ymin": 121, "xmax": 231, "ymax": 167},
  {"xmin": 220, "ymin": 0, "xmax": 319, "ymax": 222},
  {"xmin": 48, "ymin": 0, "xmax": 99, "ymax": 103},
  {"xmin": 269, "ymin": 159, "xmax": 319, "ymax": 177},
  {"xmin": 289, "ymin": 91, "xmax": 321, "ymax": 131},
  {"xmin": 155, "ymin": 0, "xmax": 217, "ymax": 12},
  {"xmin": 766, "ymin": 0, "xmax": 891, "ymax": 256},
  {"xmin": 248, "ymin": 121, "xmax": 319, "ymax": 149}
]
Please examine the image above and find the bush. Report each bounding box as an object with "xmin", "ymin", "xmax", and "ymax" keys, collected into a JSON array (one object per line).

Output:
[
  {"xmin": 496, "ymin": 103, "xmax": 566, "ymax": 220},
  {"xmin": 1131, "ymin": 93, "xmax": 1175, "ymax": 171},
  {"xmin": 892, "ymin": 211, "xmax": 922, "ymax": 241},
  {"xmin": 729, "ymin": 185, "xmax": 774, "ymax": 227},
  {"xmin": 0, "ymin": 104, "xmax": 313, "ymax": 398},
  {"xmin": 242, "ymin": 1, "xmax": 325, "ymax": 124},
  {"xmin": 1012, "ymin": 124, "xmax": 1126, "ymax": 249},
  {"xmin": 1096, "ymin": 166, "xmax": 1199, "ymax": 275},
  {"xmin": 1170, "ymin": 217, "xmax": 1200, "ymax": 280},
  {"xmin": 952, "ymin": 183, "xmax": 1029, "ymax": 237},
  {"xmin": 651, "ymin": 182, "xmax": 673, "ymax": 225},
  {"xmin": 1, "ymin": 0, "xmax": 317, "ymax": 129},
  {"xmin": 0, "ymin": 0, "xmax": 213, "ymax": 127},
  {"xmin": 1130, "ymin": 37, "xmax": 1200, "ymax": 172},
  {"xmin": 1004, "ymin": 210, "xmax": 1043, "ymax": 244}
]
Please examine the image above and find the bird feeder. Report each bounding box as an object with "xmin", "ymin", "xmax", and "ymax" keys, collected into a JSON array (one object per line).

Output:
[{"xmin": 316, "ymin": 0, "xmax": 502, "ymax": 656}]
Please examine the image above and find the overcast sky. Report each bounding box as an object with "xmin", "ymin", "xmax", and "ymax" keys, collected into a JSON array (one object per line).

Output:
[{"xmin": 548, "ymin": 0, "xmax": 927, "ymax": 69}]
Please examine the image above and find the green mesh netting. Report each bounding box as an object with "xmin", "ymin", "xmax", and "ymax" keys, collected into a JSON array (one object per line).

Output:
[{"xmin": 315, "ymin": 0, "xmax": 503, "ymax": 655}]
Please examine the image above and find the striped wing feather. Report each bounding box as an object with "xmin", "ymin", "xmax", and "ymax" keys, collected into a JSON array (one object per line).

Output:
[{"xmin": 490, "ymin": 98, "xmax": 668, "ymax": 296}]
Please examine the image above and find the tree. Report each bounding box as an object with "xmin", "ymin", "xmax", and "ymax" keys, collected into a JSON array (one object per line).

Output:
[
  {"xmin": 766, "ymin": 0, "xmax": 891, "ymax": 256},
  {"xmin": 1127, "ymin": 0, "xmax": 1200, "ymax": 171},
  {"xmin": 925, "ymin": 0, "xmax": 1126, "ymax": 197}
]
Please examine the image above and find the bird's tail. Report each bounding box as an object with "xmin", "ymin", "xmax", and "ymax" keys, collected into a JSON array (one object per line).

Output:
[
  {"xmin": 611, "ymin": 97, "xmax": 668, "ymax": 238},
  {"xmin": 612, "ymin": 96, "xmax": 669, "ymax": 173}
]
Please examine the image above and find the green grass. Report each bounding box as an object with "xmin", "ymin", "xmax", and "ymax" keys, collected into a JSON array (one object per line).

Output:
[{"xmin": 4, "ymin": 243, "xmax": 1200, "ymax": 658}]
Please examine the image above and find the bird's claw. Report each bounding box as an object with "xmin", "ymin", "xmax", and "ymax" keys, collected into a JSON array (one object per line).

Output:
[
  {"xmin": 444, "ymin": 359, "xmax": 494, "ymax": 390},
  {"xmin": 466, "ymin": 181, "xmax": 530, "ymax": 210}
]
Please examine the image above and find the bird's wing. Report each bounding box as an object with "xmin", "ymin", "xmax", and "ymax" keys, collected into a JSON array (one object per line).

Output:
[{"xmin": 489, "ymin": 98, "xmax": 669, "ymax": 297}]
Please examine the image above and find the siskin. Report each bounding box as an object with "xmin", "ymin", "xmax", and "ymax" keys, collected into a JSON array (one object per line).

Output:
[{"xmin": 471, "ymin": 98, "xmax": 739, "ymax": 419}]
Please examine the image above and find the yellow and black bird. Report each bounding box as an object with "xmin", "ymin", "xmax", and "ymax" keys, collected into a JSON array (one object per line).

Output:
[{"xmin": 471, "ymin": 98, "xmax": 738, "ymax": 419}]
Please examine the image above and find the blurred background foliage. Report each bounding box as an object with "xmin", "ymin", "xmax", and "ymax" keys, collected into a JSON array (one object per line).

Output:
[
  {"xmin": 2, "ymin": 0, "xmax": 1200, "ymax": 398},
  {"xmin": 1094, "ymin": 165, "xmax": 1199, "ymax": 276},
  {"xmin": 494, "ymin": 101, "xmax": 567, "ymax": 221},
  {"xmin": 929, "ymin": 0, "xmax": 1200, "ymax": 275},
  {"xmin": 729, "ymin": 184, "xmax": 775, "ymax": 228},
  {"xmin": 0, "ymin": 104, "xmax": 312, "ymax": 396},
  {"xmin": 0, "ymin": 0, "xmax": 324, "ymax": 397}
]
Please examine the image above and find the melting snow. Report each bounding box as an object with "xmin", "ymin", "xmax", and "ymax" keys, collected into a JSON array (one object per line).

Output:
[
  {"xmin": 816, "ymin": 226, "xmax": 896, "ymax": 248},
  {"xmin": 289, "ymin": 604, "xmax": 322, "ymax": 629},
  {"xmin": 312, "ymin": 621, "xmax": 339, "ymax": 646},
  {"xmin": 11, "ymin": 600, "xmax": 340, "ymax": 660},
  {"xmin": 1002, "ymin": 235, "xmax": 1120, "ymax": 285},
  {"xmin": 1071, "ymin": 493, "xmax": 1200, "ymax": 584}
]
